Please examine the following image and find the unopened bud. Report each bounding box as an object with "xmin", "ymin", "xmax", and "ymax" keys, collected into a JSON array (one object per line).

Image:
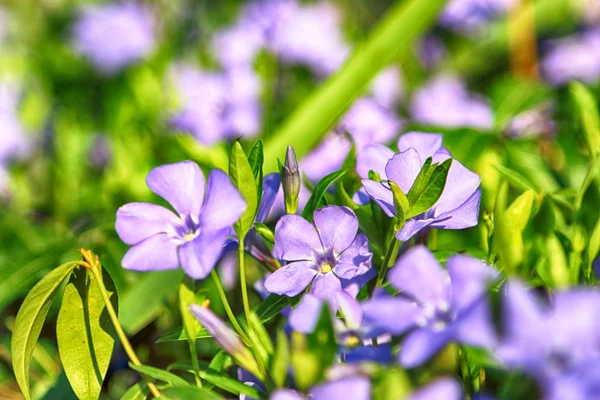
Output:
[{"xmin": 282, "ymin": 146, "xmax": 300, "ymax": 214}]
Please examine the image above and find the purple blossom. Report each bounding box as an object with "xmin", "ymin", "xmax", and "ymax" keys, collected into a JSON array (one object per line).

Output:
[
  {"xmin": 189, "ymin": 305, "xmax": 248, "ymax": 357},
  {"xmin": 505, "ymin": 102, "xmax": 556, "ymax": 139},
  {"xmin": 418, "ymin": 35, "xmax": 447, "ymax": 71},
  {"xmin": 72, "ymin": 3, "xmax": 156, "ymax": 74},
  {"xmin": 169, "ymin": 64, "xmax": 261, "ymax": 145},
  {"xmin": 0, "ymin": 82, "xmax": 29, "ymax": 196},
  {"xmin": 360, "ymin": 132, "xmax": 481, "ymax": 241},
  {"xmin": 265, "ymin": 206, "xmax": 373, "ymax": 304},
  {"xmin": 370, "ymin": 67, "xmax": 404, "ymax": 109},
  {"xmin": 440, "ymin": 0, "xmax": 515, "ymax": 35},
  {"xmin": 408, "ymin": 378, "xmax": 462, "ymax": 400},
  {"xmin": 362, "ymin": 246, "xmax": 498, "ymax": 367},
  {"xmin": 541, "ymin": 29, "xmax": 600, "ymax": 86},
  {"xmin": 411, "ymin": 75, "xmax": 493, "ymax": 130},
  {"xmin": 497, "ymin": 280, "xmax": 600, "ymax": 399},
  {"xmin": 115, "ymin": 161, "xmax": 246, "ymax": 279},
  {"xmin": 271, "ymin": 375, "xmax": 371, "ymax": 400}
]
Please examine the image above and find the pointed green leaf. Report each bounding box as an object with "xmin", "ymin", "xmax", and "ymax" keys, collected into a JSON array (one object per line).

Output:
[
  {"xmin": 405, "ymin": 157, "xmax": 434, "ymax": 205},
  {"xmin": 199, "ymin": 369, "xmax": 265, "ymax": 399},
  {"xmin": 301, "ymin": 169, "xmax": 347, "ymax": 222},
  {"xmin": 248, "ymin": 139, "xmax": 264, "ymax": 203},
  {"xmin": 155, "ymin": 327, "xmax": 211, "ymax": 343},
  {"xmin": 406, "ymin": 158, "xmax": 452, "ymax": 219},
  {"xmin": 389, "ymin": 181, "xmax": 409, "ymax": 223},
  {"xmin": 230, "ymin": 142, "xmax": 259, "ymax": 237},
  {"xmin": 178, "ymin": 282, "xmax": 203, "ymax": 347},
  {"xmin": 270, "ymin": 330, "xmax": 290, "ymax": 388},
  {"xmin": 120, "ymin": 382, "xmax": 149, "ymax": 400},
  {"xmin": 57, "ymin": 267, "xmax": 117, "ymax": 400},
  {"xmin": 128, "ymin": 363, "xmax": 190, "ymax": 387},
  {"xmin": 161, "ymin": 386, "xmax": 222, "ymax": 400},
  {"xmin": 570, "ymin": 81, "xmax": 600, "ymax": 157},
  {"xmin": 256, "ymin": 294, "xmax": 290, "ymax": 323},
  {"xmin": 493, "ymin": 164, "xmax": 538, "ymax": 193},
  {"xmin": 12, "ymin": 261, "xmax": 77, "ymax": 400}
]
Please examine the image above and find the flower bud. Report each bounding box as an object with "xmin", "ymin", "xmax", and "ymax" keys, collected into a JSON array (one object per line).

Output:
[{"xmin": 282, "ymin": 146, "xmax": 300, "ymax": 214}]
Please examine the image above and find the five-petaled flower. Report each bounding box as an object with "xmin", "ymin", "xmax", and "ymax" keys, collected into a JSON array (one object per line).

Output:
[
  {"xmin": 265, "ymin": 205, "xmax": 373, "ymax": 304},
  {"xmin": 115, "ymin": 161, "xmax": 246, "ymax": 279},
  {"xmin": 359, "ymin": 132, "xmax": 482, "ymax": 241},
  {"xmin": 362, "ymin": 245, "xmax": 498, "ymax": 367}
]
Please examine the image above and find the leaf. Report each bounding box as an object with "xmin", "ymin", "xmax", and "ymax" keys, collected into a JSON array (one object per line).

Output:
[
  {"xmin": 199, "ymin": 369, "xmax": 265, "ymax": 399},
  {"xmin": 301, "ymin": 170, "xmax": 347, "ymax": 222},
  {"xmin": 230, "ymin": 142, "xmax": 259, "ymax": 237},
  {"xmin": 493, "ymin": 164, "xmax": 538, "ymax": 193},
  {"xmin": 505, "ymin": 189, "xmax": 536, "ymax": 232},
  {"xmin": 270, "ymin": 330, "xmax": 289, "ymax": 388},
  {"xmin": 178, "ymin": 281, "xmax": 203, "ymax": 347},
  {"xmin": 155, "ymin": 327, "xmax": 211, "ymax": 343},
  {"xmin": 406, "ymin": 157, "xmax": 434, "ymax": 204},
  {"xmin": 128, "ymin": 363, "xmax": 190, "ymax": 387},
  {"xmin": 243, "ymin": 313, "xmax": 274, "ymax": 369},
  {"xmin": 372, "ymin": 367, "xmax": 411, "ymax": 400},
  {"xmin": 248, "ymin": 139, "xmax": 264, "ymax": 204},
  {"xmin": 546, "ymin": 233, "xmax": 569, "ymax": 289},
  {"xmin": 57, "ymin": 267, "xmax": 117, "ymax": 400},
  {"xmin": 406, "ymin": 158, "xmax": 452, "ymax": 219},
  {"xmin": 570, "ymin": 81, "xmax": 600, "ymax": 156},
  {"xmin": 160, "ymin": 386, "xmax": 222, "ymax": 400},
  {"xmin": 255, "ymin": 294, "xmax": 289, "ymax": 323},
  {"xmin": 575, "ymin": 154, "xmax": 600, "ymax": 211},
  {"xmin": 120, "ymin": 382, "xmax": 149, "ymax": 400},
  {"xmin": 389, "ymin": 181, "xmax": 409, "ymax": 224},
  {"xmin": 588, "ymin": 219, "xmax": 600, "ymax": 279},
  {"xmin": 12, "ymin": 261, "xmax": 77, "ymax": 400}
]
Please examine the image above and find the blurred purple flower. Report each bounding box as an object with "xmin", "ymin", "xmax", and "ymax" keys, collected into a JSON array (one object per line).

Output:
[
  {"xmin": 408, "ymin": 377, "xmax": 462, "ymax": 400},
  {"xmin": 411, "ymin": 75, "xmax": 493, "ymax": 130},
  {"xmin": 505, "ymin": 102, "xmax": 556, "ymax": 139},
  {"xmin": 271, "ymin": 375, "xmax": 371, "ymax": 400},
  {"xmin": 212, "ymin": 21, "xmax": 265, "ymax": 68},
  {"xmin": 541, "ymin": 29, "xmax": 600, "ymax": 86},
  {"xmin": 115, "ymin": 161, "xmax": 246, "ymax": 279},
  {"xmin": 72, "ymin": 3, "xmax": 156, "ymax": 74},
  {"xmin": 440, "ymin": 0, "xmax": 515, "ymax": 35},
  {"xmin": 497, "ymin": 280, "xmax": 600, "ymax": 399},
  {"xmin": 170, "ymin": 64, "xmax": 261, "ymax": 145},
  {"xmin": 265, "ymin": 206, "xmax": 373, "ymax": 304},
  {"xmin": 0, "ymin": 83, "xmax": 28, "ymax": 164},
  {"xmin": 361, "ymin": 132, "xmax": 481, "ymax": 241},
  {"xmin": 418, "ymin": 35, "xmax": 447, "ymax": 71},
  {"xmin": 362, "ymin": 246, "xmax": 498, "ymax": 367},
  {"xmin": 370, "ymin": 67, "xmax": 404, "ymax": 109}
]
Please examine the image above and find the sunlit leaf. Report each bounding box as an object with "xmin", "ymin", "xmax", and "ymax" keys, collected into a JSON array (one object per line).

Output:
[
  {"xmin": 230, "ymin": 142, "xmax": 259, "ymax": 238},
  {"xmin": 301, "ymin": 170, "xmax": 347, "ymax": 222}
]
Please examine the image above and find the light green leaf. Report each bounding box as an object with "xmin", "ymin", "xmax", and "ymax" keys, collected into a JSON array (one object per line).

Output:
[
  {"xmin": 155, "ymin": 327, "xmax": 211, "ymax": 343},
  {"xmin": 230, "ymin": 142, "xmax": 259, "ymax": 238},
  {"xmin": 570, "ymin": 81, "xmax": 600, "ymax": 157},
  {"xmin": 372, "ymin": 367, "xmax": 411, "ymax": 400},
  {"xmin": 301, "ymin": 170, "xmax": 347, "ymax": 222},
  {"xmin": 493, "ymin": 164, "xmax": 538, "ymax": 193},
  {"xmin": 128, "ymin": 363, "xmax": 190, "ymax": 387},
  {"xmin": 120, "ymin": 382, "xmax": 149, "ymax": 400},
  {"xmin": 57, "ymin": 267, "xmax": 117, "ymax": 400},
  {"xmin": 588, "ymin": 219, "xmax": 600, "ymax": 279},
  {"xmin": 270, "ymin": 330, "xmax": 290, "ymax": 388},
  {"xmin": 248, "ymin": 139, "xmax": 264, "ymax": 204},
  {"xmin": 406, "ymin": 158, "xmax": 452, "ymax": 219},
  {"xmin": 575, "ymin": 154, "xmax": 600, "ymax": 211},
  {"xmin": 254, "ymin": 222, "xmax": 275, "ymax": 243},
  {"xmin": 389, "ymin": 181, "xmax": 409, "ymax": 224},
  {"xmin": 12, "ymin": 261, "xmax": 77, "ymax": 400},
  {"xmin": 199, "ymin": 369, "xmax": 265, "ymax": 399},
  {"xmin": 160, "ymin": 386, "xmax": 222, "ymax": 400},
  {"xmin": 178, "ymin": 281, "xmax": 202, "ymax": 347},
  {"xmin": 546, "ymin": 233, "xmax": 570, "ymax": 289}
]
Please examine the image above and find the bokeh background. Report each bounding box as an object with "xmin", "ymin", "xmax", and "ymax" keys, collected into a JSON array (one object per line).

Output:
[{"xmin": 1, "ymin": 0, "xmax": 599, "ymax": 398}]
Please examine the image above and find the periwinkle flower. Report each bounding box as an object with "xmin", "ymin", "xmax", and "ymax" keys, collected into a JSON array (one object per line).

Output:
[
  {"xmin": 411, "ymin": 75, "xmax": 493, "ymax": 130},
  {"xmin": 265, "ymin": 206, "xmax": 373, "ymax": 304},
  {"xmin": 369, "ymin": 66, "xmax": 404, "ymax": 109},
  {"xmin": 408, "ymin": 377, "xmax": 462, "ymax": 400},
  {"xmin": 362, "ymin": 246, "xmax": 498, "ymax": 367},
  {"xmin": 505, "ymin": 102, "xmax": 556, "ymax": 139},
  {"xmin": 497, "ymin": 280, "xmax": 600, "ymax": 399},
  {"xmin": 72, "ymin": 3, "xmax": 156, "ymax": 74},
  {"xmin": 440, "ymin": 0, "xmax": 515, "ymax": 35},
  {"xmin": 115, "ymin": 161, "xmax": 246, "ymax": 279},
  {"xmin": 360, "ymin": 132, "xmax": 482, "ymax": 241},
  {"xmin": 541, "ymin": 29, "xmax": 600, "ymax": 86},
  {"xmin": 271, "ymin": 375, "xmax": 371, "ymax": 400}
]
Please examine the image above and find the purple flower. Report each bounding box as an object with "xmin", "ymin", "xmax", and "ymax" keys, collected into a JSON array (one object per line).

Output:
[
  {"xmin": 370, "ymin": 67, "xmax": 404, "ymax": 109},
  {"xmin": 265, "ymin": 206, "xmax": 373, "ymax": 304},
  {"xmin": 362, "ymin": 246, "xmax": 498, "ymax": 367},
  {"xmin": 271, "ymin": 375, "xmax": 371, "ymax": 400},
  {"xmin": 440, "ymin": 0, "xmax": 515, "ymax": 35},
  {"xmin": 72, "ymin": 3, "xmax": 156, "ymax": 74},
  {"xmin": 411, "ymin": 75, "xmax": 493, "ymax": 130},
  {"xmin": 418, "ymin": 35, "xmax": 447, "ymax": 71},
  {"xmin": 170, "ymin": 64, "xmax": 261, "ymax": 145},
  {"xmin": 408, "ymin": 378, "xmax": 462, "ymax": 400},
  {"xmin": 497, "ymin": 280, "xmax": 600, "ymax": 398},
  {"xmin": 212, "ymin": 21, "xmax": 265, "ymax": 68},
  {"xmin": 115, "ymin": 161, "xmax": 246, "ymax": 279},
  {"xmin": 360, "ymin": 132, "xmax": 481, "ymax": 241},
  {"xmin": 505, "ymin": 102, "xmax": 556, "ymax": 139},
  {"xmin": 541, "ymin": 29, "xmax": 600, "ymax": 86}
]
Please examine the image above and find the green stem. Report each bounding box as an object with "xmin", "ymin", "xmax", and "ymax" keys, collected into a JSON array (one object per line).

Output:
[
  {"xmin": 210, "ymin": 270, "xmax": 251, "ymax": 344},
  {"xmin": 188, "ymin": 340, "xmax": 202, "ymax": 387},
  {"xmin": 86, "ymin": 259, "xmax": 161, "ymax": 398},
  {"xmin": 238, "ymin": 238, "xmax": 252, "ymax": 333},
  {"xmin": 375, "ymin": 233, "xmax": 401, "ymax": 288}
]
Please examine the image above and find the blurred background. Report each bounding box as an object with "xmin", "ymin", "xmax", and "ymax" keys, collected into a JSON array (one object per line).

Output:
[{"xmin": 0, "ymin": 0, "xmax": 599, "ymax": 398}]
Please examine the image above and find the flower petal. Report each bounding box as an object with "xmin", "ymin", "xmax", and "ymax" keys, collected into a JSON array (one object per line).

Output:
[
  {"xmin": 362, "ymin": 296, "xmax": 421, "ymax": 334},
  {"xmin": 314, "ymin": 206, "xmax": 359, "ymax": 255},
  {"xmin": 453, "ymin": 300, "xmax": 496, "ymax": 348},
  {"xmin": 385, "ymin": 148, "xmax": 422, "ymax": 193},
  {"xmin": 431, "ymin": 189, "xmax": 481, "ymax": 230},
  {"xmin": 264, "ymin": 261, "xmax": 318, "ymax": 296},
  {"xmin": 116, "ymin": 202, "xmax": 181, "ymax": 245},
  {"xmin": 288, "ymin": 294, "xmax": 324, "ymax": 333},
  {"xmin": 396, "ymin": 218, "xmax": 436, "ymax": 241},
  {"xmin": 356, "ymin": 144, "xmax": 395, "ymax": 179},
  {"xmin": 388, "ymin": 245, "xmax": 449, "ymax": 304},
  {"xmin": 274, "ymin": 215, "xmax": 322, "ymax": 261},
  {"xmin": 361, "ymin": 180, "xmax": 395, "ymax": 217},
  {"xmin": 446, "ymin": 253, "xmax": 498, "ymax": 312},
  {"xmin": 146, "ymin": 161, "xmax": 205, "ymax": 217},
  {"xmin": 335, "ymin": 234, "xmax": 373, "ymax": 279},
  {"xmin": 336, "ymin": 291, "xmax": 363, "ymax": 329},
  {"xmin": 255, "ymin": 173, "xmax": 281, "ymax": 223},
  {"xmin": 311, "ymin": 376, "xmax": 371, "ymax": 400},
  {"xmin": 122, "ymin": 234, "xmax": 180, "ymax": 271},
  {"xmin": 199, "ymin": 169, "xmax": 247, "ymax": 231},
  {"xmin": 179, "ymin": 228, "xmax": 230, "ymax": 279},
  {"xmin": 340, "ymin": 267, "xmax": 376, "ymax": 298},
  {"xmin": 309, "ymin": 272, "xmax": 342, "ymax": 304},
  {"xmin": 400, "ymin": 328, "xmax": 453, "ymax": 368},
  {"xmin": 409, "ymin": 378, "xmax": 462, "ymax": 400},
  {"xmin": 433, "ymin": 159, "xmax": 481, "ymax": 216},
  {"xmin": 397, "ymin": 132, "xmax": 444, "ymax": 160}
]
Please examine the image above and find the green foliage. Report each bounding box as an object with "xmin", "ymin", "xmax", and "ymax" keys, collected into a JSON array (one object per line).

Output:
[
  {"xmin": 119, "ymin": 382, "xmax": 149, "ymax": 400},
  {"xmin": 406, "ymin": 158, "xmax": 452, "ymax": 219},
  {"xmin": 160, "ymin": 386, "xmax": 223, "ymax": 400},
  {"xmin": 389, "ymin": 181, "xmax": 409, "ymax": 225},
  {"xmin": 199, "ymin": 368, "xmax": 266, "ymax": 399},
  {"xmin": 570, "ymin": 81, "xmax": 600, "ymax": 157},
  {"xmin": 248, "ymin": 139, "xmax": 265, "ymax": 205},
  {"xmin": 230, "ymin": 142, "xmax": 259, "ymax": 238},
  {"xmin": 56, "ymin": 267, "xmax": 117, "ymax": 400},
  {"xmin": 301, "ymin": 169, "xmax": 347, "ymax": 222},
  {"xmin": 270, "ymin": 330, "xmax": 290, "ymax": 388},
  {"xmin": 128, "ymin": 363, "xmax": 190, "ymax": 387},
  {"xmin": 12, "ymin": 261, "xmax": 78, "ymax": 400}
]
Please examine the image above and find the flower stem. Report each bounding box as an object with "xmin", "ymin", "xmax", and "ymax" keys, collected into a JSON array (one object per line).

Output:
[
  {"xmin": 79, "ymin": 250, "xmax": 161, "ymax": 399},
  {"xmin": 210, "ymin": 269, "xmax": 251, "ymax": 344},
  {"xmin": 375, "ymin": 233, "xmax": 400, "ymax": 288},
  {"xmin": 238, "ymin": 238, "xmax": 253, "ymax": 333}
]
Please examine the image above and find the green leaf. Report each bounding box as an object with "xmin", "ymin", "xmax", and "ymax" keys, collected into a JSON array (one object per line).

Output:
[
  {"xmin": 248, "ymin": 139, "xmax": 264, "ymax": 204},
  {"xmin": 155, "ymin": 327, "xmax": 211, "ymax": 343},
  {"xmin": 270, "ymin": 330, "xmax": 290, "ymax": 388},
  {"xmin": 128, "ymin": 363, "xmax": 190, "ymax": 387},
  {"xmin": 12, "ymin": 261, "xmax": 77, "ymax": 400},
  {"xmin": 254, "ymin": 222, "xmax": 275, "ymax": 243},
  {"xmin": 575, "ymin": 154, "xmax": 600, "ymax": 211},
  {"xmin": 230, "ymin": 142, "xmax": 259, "ymax": 237},
  {"xmin": 493, "ymin": 164, "xmax": 538, "ymax": 193},
  {"xmin": 372, "ymin": 367, "xmax": 411, "ymax": 400},
  {"xmin": 160, "ymin": 386, "xmax": 222, "ymax": 400},
  {"xmin": 120, "ymin": 382, "xmax": 149, "ymax": 400},
  {"xmin": 546, "ymin": 233, "xmax": 570, "ymax": 289},
  {"xmin": 255, "ymin": 294, "xmax": 290, "ymax": 323},
  {"xmin": 570, "ymin": 81, "xmax": 600, "ymax": 157},
  {"xmin": 389, "ymin": 181, "xmax": 409, "ymax": 224},
  {"xmin": 57, "ymin": 267, "xmax": 117, "ymax": 400},
  {"xmin": 406, "ymin": 158, "xmax": 452, "ymax": 219},
  {"xmin": 301, "ymin": 170, "xmax": 347, "ymax": 222},
  {"xmin": 588, "ymin": 219, "xmax": 600, "ymax": 280},
  {"xmin": 199, "ymin": 369, "xmax": 265, "ymax": 399},
  {"xmin": 178, "ymin": 281, "xmax": 203, "ymax": 347}
]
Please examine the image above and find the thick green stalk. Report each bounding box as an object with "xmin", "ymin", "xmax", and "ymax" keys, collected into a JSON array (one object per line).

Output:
[{"xmin": 263, "ymin": 0, "xmax": 448, "ymax": 171}]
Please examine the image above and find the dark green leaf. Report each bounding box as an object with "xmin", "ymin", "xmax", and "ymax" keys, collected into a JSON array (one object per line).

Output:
[
  {"xmin": 301, "ymin": 170, "xmax": 347, "ymax": 222},
  {"xmin": 128, "ymin": 363, "xmax": 190, "ymax": 387},
  {"xmin": 199, "ymin": 369, "xmax": 265, "ymax": 399},
  {"xmin": 161, "ymin": 386, "xmax": 222, "ymax": 400},
  {"xmin": 57, "ymin": 267, "xmax": 117, "ymax": 400},
  {"xmin": 155, "ymin": 327, "xmax": 211, "ymax": 343},
  {"xmin": 230, "ymin": 142, "xmax": 259, "ymax": 237},
  {"xmin": 405, "ymin": 157, "xmax": 434, "ymax": 205},
  {"xmin": 248, "ymin": 139, "xmax": 264, "ymax": 204},
  {"xmin": 406, "ymin": 158, "xmax": 452, "ymax": 219},
  {"xmin": 255, "ymin": 294, "xmax": 289, "ymax": 323},
  {"xmin": 12, "ymin": 261, "xmax": 77, "ymax": 400}
]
